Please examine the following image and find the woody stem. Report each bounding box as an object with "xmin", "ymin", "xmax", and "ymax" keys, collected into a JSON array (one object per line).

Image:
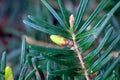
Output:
[{"xmin": 72, "ymin": 33, "xmax": 90, "ymax": 80}]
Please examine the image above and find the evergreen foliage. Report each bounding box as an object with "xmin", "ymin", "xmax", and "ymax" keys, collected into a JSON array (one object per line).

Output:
[{"xmin": 0, "ymin": 0, "xmax": 120, "ymax": 80}]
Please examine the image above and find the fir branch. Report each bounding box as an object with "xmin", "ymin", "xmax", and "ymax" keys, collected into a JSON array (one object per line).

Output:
[
  {"xmin": 72, "ymin": 33, "xmax": 90, "ymax": 80},
  {"xmin": 69, "ymin": 15, "xmax": 90, "ymax": 80},
  {"xmin": 24, "ymin": 35, "xmax": 62, "ymax": 48}
]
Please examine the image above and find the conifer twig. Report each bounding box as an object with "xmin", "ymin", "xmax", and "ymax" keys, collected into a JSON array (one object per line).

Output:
[
  {"xmin": 69, "ymin": 14, "xmax": 90, "ymax": 80},
  {"xmin": 23, "ymin": 35, "xmax": 62, "ymax": 48}
]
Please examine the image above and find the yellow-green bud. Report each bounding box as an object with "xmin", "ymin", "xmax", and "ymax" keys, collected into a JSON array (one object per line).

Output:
[
  {"xmin": 50, "ymin": 35, "xmax": 66, "ymax": 46},
  {"xmin": 5, "ymin": 66, "xmax": 14, "ymax": 80}
]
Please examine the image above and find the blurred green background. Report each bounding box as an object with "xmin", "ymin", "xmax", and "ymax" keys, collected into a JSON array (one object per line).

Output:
[{"xmin": 0, "ymin": 0, "xmax": 120, "ymax": 79}]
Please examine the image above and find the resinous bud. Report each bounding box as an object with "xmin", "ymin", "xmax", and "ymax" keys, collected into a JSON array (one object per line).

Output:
[
  {"xmin": 50, "ymin": 35, "xmax": 67, "ymax": 46},
  {"xmin": 5, "ymin": 66, "xmax": 14, "ymax": 80},
  {"xmin": 50, "ymin": 35, "xmax": 73, "ymax": 46}
]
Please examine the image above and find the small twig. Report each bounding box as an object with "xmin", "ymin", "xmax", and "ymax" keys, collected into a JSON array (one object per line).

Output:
[
  {"xmin": 69, "ymin": 14, "xmax": 90, "ymax": 80},
  {"xmin": 72, "ymin": 33, "xmax": 90, "ymax": 80},
  {"xmin": 23, "ymin": 35, "xmax": 63, "ymax": 48}
]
